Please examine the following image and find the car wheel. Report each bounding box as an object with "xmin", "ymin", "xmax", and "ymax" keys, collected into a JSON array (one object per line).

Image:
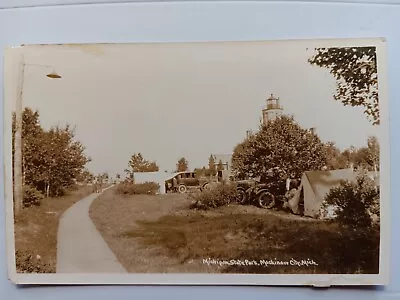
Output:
[
  {"xmin": 236, "ymin": 189, "xmax": 248, "ymax": 204},
  {"xmin": 258, "ymin": 191, "xmax": 275, "ymax": 209},
  {"xmin": 201, "ymin": 183, "xmax": 210, "ymax": 191},
  {"xmin": 178, "ymin": 184, "xmax": 187, "ymax": 194}
]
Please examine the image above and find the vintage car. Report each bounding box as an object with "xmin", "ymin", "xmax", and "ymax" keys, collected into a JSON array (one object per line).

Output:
[
  {"xmin": 234, "ymin": 167, "xmax": 293, "ymax": 209},
  {"xmin": 165, "ymin": 171, "xmax": 209, "ymax": 193}
]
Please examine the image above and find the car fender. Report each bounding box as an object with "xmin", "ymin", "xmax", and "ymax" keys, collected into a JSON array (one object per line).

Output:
[{"xmin": 255, "ymin": 188, "xmax": 270, "ymax": 197}]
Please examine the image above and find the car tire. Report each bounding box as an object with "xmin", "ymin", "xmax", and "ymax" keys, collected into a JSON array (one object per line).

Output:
[
  {"xmin": 201, "ymin": 183, "xmax": 209, "ymax": 191},
  {"xmin": 258, "ymin": 191, "xmax": 275, "ymax": 209},
  {"xmin": 236, "ymin": 188, "xmax": 247, "ymax": 205},
  {"xmin": 178, "ymin": 184, "xmax": 187, "ymax": 194}
]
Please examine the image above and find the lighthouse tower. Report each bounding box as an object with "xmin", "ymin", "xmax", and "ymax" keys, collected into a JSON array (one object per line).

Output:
[{"xmin": 262, "ymin": 94, "xmax": 283, "ymax": 126}]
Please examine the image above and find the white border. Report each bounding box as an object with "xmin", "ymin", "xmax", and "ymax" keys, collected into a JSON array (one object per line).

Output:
[
  {"xmin": 3, "ymin": 37, "xmax": 391, "ymax": 286},
  {"xmin": 1, "ymin": 0, "xmax": 400, "ymax": 10}
]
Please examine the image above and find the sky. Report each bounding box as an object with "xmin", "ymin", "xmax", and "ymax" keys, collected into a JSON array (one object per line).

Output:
[{"xmin": 9, "ymin": 41, "xmax": 380, "ymax": 177}]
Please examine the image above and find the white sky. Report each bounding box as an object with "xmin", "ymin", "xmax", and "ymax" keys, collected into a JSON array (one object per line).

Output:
[{"xmin": 11, "ymin": 41, "xmax": 380, "ymax": 177}]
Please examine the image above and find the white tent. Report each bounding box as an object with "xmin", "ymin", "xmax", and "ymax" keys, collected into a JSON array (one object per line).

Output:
[{"xmin": 286, "ymin": 168, "xmax": 358, "ymax": 218}]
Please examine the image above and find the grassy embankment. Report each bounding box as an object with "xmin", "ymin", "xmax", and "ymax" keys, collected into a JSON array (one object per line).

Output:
[{"xmin": 90, "ymin": 189, "xmax": 379, "ymax": 274}]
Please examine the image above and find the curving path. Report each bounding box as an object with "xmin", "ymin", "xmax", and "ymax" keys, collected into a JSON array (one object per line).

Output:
[{"xmin": 56, "ymin": 186, "xmax": 127, "ymax": 273}]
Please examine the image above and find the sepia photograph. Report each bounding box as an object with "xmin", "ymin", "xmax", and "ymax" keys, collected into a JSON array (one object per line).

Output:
[{"xmin": 3, "ymin": 38, "xmax": 390, "ymax": 285}]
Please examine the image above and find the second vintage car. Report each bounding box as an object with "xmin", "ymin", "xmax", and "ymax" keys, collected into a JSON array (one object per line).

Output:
[{"xmin": 165, "ymin": 171, "xmax": 209, "ymax": 193}]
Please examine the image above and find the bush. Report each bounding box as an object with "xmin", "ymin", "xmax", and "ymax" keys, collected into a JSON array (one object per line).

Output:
[
  {"xmin": 23, "ymin": 185, "xmax": 44, "ymax": 207},
  {"xmin": 189, "ymin": 182, "xmax": 239, "ymax": 210},
  {"xmin": 115, "ymin": 181, "xmax": 160, "ymax": 195},
  {"xmin": 321, "ymin": 172, "xmax": 380, "ymax": 228}
]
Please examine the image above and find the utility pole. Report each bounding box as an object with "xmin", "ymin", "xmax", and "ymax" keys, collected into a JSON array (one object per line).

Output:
[
  {"xmin": 14, "ymin": 55, "xmax": 25, "ymax": 216},
  {"xmin": 13, "ymin": 56, "xmax": 62, "ymax": 216}
]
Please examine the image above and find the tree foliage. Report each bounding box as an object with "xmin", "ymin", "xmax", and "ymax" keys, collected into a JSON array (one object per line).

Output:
[
  {"xmin": 95, "ymin": 172, "xmax": 109, "ymax": 184},
  {"xmin": 128, "ymin": 152, "xmax": 159, "ymax": 173},
  {"xmin": 232, "ymin": 115, "xmax": 327, "ymax": 181},
  {"xmin": 176, "ymin": 157, "xmax": 189, "ymax": 172},
  {"xmin": 12, "ymin": 108, "xmax": 91, "ymax": 197},
  {"xmin": 40, "ymin": 126, "xmax": 90, "ymax": 196},
  {"xmin": 76, "ymin": 168, "xmax": 94, "ymax": 184},
  {"xmin": 323, "ymin": 142, "xmax": 346, "ymax": 170},
  {"xmin": 323, "ymin": 137, "xmax": 380, "ymax": 171},
  {"xmin": 308, "ymin": 47, "xmax": 379, "ymax": 125}
]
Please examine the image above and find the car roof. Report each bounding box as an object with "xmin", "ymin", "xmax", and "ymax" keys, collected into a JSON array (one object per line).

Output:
[
  {"xmin": 165, "ymin": 171, "xmax": 195, "ymax": 179},
  {"xmin": 174, "ymin": 171, "xmax": 195, "ymax": 175}
]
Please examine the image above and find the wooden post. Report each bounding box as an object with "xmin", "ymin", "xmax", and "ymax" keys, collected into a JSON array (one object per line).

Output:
[{"xmin": 14, "ymin": 55, "xmax": 25, "ymax": 216}]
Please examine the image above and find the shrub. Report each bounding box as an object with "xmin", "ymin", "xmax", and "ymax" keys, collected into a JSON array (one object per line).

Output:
[
  {"xmin": 115, "ymin": 181, "xmax": 160, "ymax": 195},
  {"xmin": 23, "ymin": 185, "xmax": 44, "ymax": 207},
  {"xmin": 321, "ymin": 172, "xmax": 380, "ymax": 228},
  {"xmin": 189, "ymin": 182, "xmax": 239, "ymax": 210}
]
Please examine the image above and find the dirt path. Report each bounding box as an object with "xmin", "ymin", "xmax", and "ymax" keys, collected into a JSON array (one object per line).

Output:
[{"xmin": 56, "ymin": 186, "xmax": 127, "ymax": 273}]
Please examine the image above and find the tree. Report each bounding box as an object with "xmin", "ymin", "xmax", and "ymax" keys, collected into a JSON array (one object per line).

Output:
[
  {"xmin": 12, "ymin": 108, "xmax": 44, "ymax": 187},
  {"xmin": 232, "ymin": 115, "xmax": 327, "ymax": 181},
  {"xmin": 308, "ymin": 47, "xmax": 379, "ymax": 125},
  {"xmin": 128, "ymin": 153, "xmax": 159, "ymax": 173},
  {"xmin": 217, "ymin": 160, "xmax": 224, "ymax": 172},
  {"xmin": 348, "ymin": 137, "xmax": 379, "ymax": 172},
  {"xmin": 208, "ymin": 155, "xmax": 217, "ymax": 176},
  {"xmin": 323, "ymin": 142, "xmax": 346, "ymax": 170},
  {"xmin": 202, "ymin": 166, "xmax": 207, "ymax": 174},
  {"xmin": 124, "ymin": 168, "xmax": 133, "ymax": 179},
  {"xmin": 194, "ymin": 168, "xmax": 205, "ymax": 178},
  {"xmin": 176, "ymin": 157, "xmax": 189, "ymax": 172},
  {"xmin": 322, "ymin": 140, "xmax": 381, "ymax": 171},
  {"xmin": 101, "ymin": 172, "xmax": 109, "ymax": 183},
  {"xmin": 339, "ymin": 146, "xmax": 357, "ymax": 168},
  {"xmin": 12, "ymin": 108, "xmax": 91, "ymax": 197},
  {"xmin": 76, "ymin": 168, "xmax": 94, "ymax": 184},
  {"xmin": 39, "ymin": 125, "xmax": 90, "ymax": 196}
]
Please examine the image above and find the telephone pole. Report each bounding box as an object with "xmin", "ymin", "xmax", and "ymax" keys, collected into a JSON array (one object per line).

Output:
[
  {"xmin": 13, "ymin": 55, "xmax": 25, "ymax": 216},
  {"xmin": 13, "ymin": 55, "xmax": 62, "ymax": 216}
]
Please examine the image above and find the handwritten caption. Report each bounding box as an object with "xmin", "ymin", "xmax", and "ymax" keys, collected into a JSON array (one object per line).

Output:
[{"xmin": 202, "ymin": 258, "xmax": 318, "ymax": 267}]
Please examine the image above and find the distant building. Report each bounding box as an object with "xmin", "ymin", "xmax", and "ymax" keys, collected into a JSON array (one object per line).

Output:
[
  {"xmin": 211, "ymin": 154, "xmax": 233, "ymax": 171},
  {"xmin": 262, "ymin": 93, "xmax": 283, "ymax": 126}
]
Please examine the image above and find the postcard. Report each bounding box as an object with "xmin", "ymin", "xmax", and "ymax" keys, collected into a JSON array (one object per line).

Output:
[{"xmin": 3, "ymin": 38, "xmax": 390, "ymax": 286}]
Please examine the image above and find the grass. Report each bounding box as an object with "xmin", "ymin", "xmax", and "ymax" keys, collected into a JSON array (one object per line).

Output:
[
  {"xmin": 14, "ymin": 185, "xmax": 94, "ymax": 273},
  {"xmin": 115, "ymin": 181, "xmax": 160, "ymax": 195},
  {"xmin": 90, "ymin": 192, "xmax": 380, "ymax": 274}
]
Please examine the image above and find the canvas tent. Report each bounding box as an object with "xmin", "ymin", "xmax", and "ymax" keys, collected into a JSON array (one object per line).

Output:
[{"xmin": 286, "ymin": 168, "xmax": 359, "ymax": 218}]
